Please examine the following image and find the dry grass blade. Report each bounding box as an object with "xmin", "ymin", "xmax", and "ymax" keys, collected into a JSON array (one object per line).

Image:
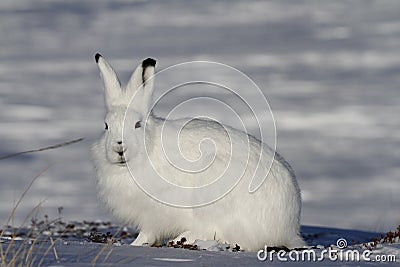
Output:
[
  {"xmin": 91, "ymin": 243, "xmax": 112, "ymax": 266},
  {"xmin": 0, "ymin": 165, "xmax": 51, "ymax": 266},
  {"xmin": 91, "ymin": 226, "xmax": 124, "ymax": 266},
  {"xmin": 6, "ymin": 201, "xmax": 46, "ymax": 266},
  {"xmin": 103, "ymin": 247, "xmax": 114, "ymax": 263},
  {"xmin": 0, "ymin": 165, "xmax": 52, "ymax": 238},
  {"xmin": 0, "ymin": 138, "xmax": 84, "ymax": 161},
  {"xmin": 37, "ymin": 236, "xmax": 58, "ymax": 267}
]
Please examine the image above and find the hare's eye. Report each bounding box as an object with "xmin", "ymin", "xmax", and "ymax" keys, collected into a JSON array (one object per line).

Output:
[
  {"xmin": 135, "ymin": 121, "xmax": 141, "ymax": 129},
  {"xmin": 105, "ymin": 122, "xmax": 109, "ymax": 130}
]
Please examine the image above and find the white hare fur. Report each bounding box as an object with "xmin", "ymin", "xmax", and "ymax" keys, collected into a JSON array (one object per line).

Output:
[{"xmin": 92, "ymin": 53, "xmax": 305, "ymax": 251}]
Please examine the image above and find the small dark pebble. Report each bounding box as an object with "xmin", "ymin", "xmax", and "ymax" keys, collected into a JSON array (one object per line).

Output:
[{"xmin": 232, "ymin": 244, "xmax": 241, "ymax": 252}]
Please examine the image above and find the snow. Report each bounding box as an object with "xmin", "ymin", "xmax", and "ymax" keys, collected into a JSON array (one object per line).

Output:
[
  {"xmin": 1, "ymin": 222, "xmax": 399, "ymax": 266},
  {"xmin": 193, "ymin": 240, "xmax": 227, "ymax": 251},
  {"xmin": 1, "ymin": 0, "xmax": 400, "ymax": 265}
]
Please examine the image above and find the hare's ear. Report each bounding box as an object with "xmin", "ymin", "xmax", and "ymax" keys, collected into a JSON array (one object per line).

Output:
[
  {"xmin": 95, "ymin": 53, "xmax": 122, "ymax": 109},
  {"xmin": 126, "ymin": 58, "xmax": 156, "ymax": 115}
]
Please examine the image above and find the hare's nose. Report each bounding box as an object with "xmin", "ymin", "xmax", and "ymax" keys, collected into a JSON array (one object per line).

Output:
[
  {"xmin": 117, "ymin": 151, "xmax": 124, "ymax": 156},
  {"xmin": 113, "ymin": 141, "xmax": 127, "ymax": 153}
]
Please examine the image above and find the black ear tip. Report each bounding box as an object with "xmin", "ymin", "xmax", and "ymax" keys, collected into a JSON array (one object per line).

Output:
[
  {"xmin": 142, "ymin": 58, "xmax": 156, "ymax": 68},
  {"xmin": 95, "ymin": 53, "xmax": 102, "ymax": 63}
]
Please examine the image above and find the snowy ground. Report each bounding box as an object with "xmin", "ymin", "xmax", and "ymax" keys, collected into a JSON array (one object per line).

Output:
[
  {"xmin": 1, "ymin": 220, "xmax": 399, "ymax": 266},
  {"xmin": 1, "ymin": 0, "xmax": 400, "ymax": 266}
]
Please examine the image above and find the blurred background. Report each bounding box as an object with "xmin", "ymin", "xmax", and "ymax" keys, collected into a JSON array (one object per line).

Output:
[{"xmin": 0, "ymin": 0, "xmax": 399, "ymax": 233}]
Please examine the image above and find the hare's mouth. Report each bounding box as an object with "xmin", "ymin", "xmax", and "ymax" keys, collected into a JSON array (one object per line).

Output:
[
  {"xmin": 115, "ymin": 155, "xmax": 127, "ymax": 166},
  {"xmin": 117, "ymin": 159, "xmax": 127, "ymax": 165}
]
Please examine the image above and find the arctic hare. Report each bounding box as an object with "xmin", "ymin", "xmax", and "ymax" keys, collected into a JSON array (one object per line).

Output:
[{"xmin": 92, "ymin": 53, "xmax": 305, "ymax": 251}]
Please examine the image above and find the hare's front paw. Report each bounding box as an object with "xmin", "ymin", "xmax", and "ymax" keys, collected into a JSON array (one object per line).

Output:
[{"xmin": 130, "ymin": 232, "xmax": 152, "ymax": 246}]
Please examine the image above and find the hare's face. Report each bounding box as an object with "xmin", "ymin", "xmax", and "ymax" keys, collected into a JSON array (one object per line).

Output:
[
  {"xmin": 95, "ymin": 53, "xmax": 155, "ymax": 165},
  {"xmin": 104, "ymin": 108, "xmax": 126, "ymax": 166},
  {"xmin": 104, "ymin": 106, "xmax": 145, "ymax": 165}
]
